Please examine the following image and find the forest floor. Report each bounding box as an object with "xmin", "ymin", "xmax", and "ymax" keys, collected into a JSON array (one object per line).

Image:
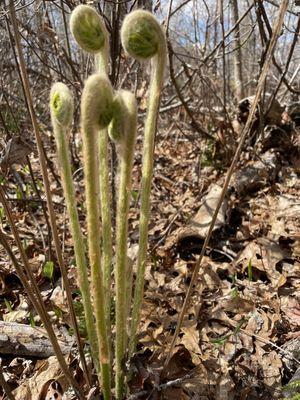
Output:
[{"xmin": 0, "ymin": 110, "xmax": 299, "ymax": 400}]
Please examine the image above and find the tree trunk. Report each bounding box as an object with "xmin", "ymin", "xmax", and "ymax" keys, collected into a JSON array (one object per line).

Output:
[{"xmin": 231, "ymin": 0, "xmax": 245, "ymax": 102}]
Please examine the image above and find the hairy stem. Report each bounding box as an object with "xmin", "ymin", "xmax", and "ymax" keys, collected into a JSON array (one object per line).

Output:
[
  {"xmin": 82, "ymin": 125, "xmax": 111, "ymax": 400},
  {"xmin": 53, "ymin": 123, "xmax": 99, "ymax": 373},
  {"xmin": 97, "ymin": 46, "xmax": 113, "ymax": 349},
  {"xmin": 129, "ymin": 51, "xmax": 166, "ymax": 358},
  {"xmin": 98, "ymin": 130, "xmax": 113, "ymax": 339},
  {"xmin": 115, "ymin": 101, "xmax": 137, "ymax": 399}
]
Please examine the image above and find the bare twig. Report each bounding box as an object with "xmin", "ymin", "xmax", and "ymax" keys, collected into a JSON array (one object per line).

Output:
[
  {"xmin": 264, "ymin": 0, "xmax": 299, "ymax": 16},
  {"xmin": 128, "ymin": 371, "xmax": 196, "ymax": 399},
  {"xmin": 268, "ymin": 15, "xmax": 300, "ymax": 111},
  {"xmin": 168, "ymin": 41, "xmax": 215, "ymax": 141},
  {"xmin": 241, "ymin": 329, "xmax": 300, "ymax": 366}
]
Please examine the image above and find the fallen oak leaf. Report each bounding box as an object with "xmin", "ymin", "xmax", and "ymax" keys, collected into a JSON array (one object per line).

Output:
[
  {"xmin": 13, "ymin": 356, "xmax": 68, "ymax": 400},
  {"xmin": 181, "ymin": 324, "xmax": 201, "ymax": 365}
]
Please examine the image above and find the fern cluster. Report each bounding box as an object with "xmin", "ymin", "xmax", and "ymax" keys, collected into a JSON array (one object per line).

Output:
[{"xmin": 50, "ymin": 6, "xmax": 166, "ymax": 399}]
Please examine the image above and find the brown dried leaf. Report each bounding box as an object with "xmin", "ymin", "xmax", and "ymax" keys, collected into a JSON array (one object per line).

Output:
[
  {"xmin": 181, "ymin": 324, "xmax": 201, "ymax": 365},
  {"xmin": 13, "ymin": 357, "xmax": 67, "ymax": 400},
  {"xmin": 236, "ymin": 239, "xmax": 287, "ymax": 287}
]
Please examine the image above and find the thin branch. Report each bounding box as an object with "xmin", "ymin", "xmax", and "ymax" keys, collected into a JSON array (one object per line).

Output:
[
  {"xmin": 268, "ymin": 15, "xmax": 300, "ymax": 110},
  {"xmin": 264, "ymin": 0, "xmax": 299, "ymax": 17},
  {"xmin": 168, "ymin": 40, "xmax": 215, "ymax": 141},
  {"xmin": 128, "ymin": 371, "xmax": 196, "ymax": 399},
  {"xmin": 170, "ymin": 0, "xmax": 192, "ymax": 17}
]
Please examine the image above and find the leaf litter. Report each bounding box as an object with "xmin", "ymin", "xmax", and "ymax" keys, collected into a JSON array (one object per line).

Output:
[{"xmin": 0, "ymin": 110, "xmax": 299, "ymax": 399}]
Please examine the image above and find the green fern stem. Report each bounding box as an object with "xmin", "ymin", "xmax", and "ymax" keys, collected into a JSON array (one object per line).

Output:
[
  {"xmin": 110, "ymin": 91, "xmax": 137, "ymax": 399},
  {"xmin": 53, "ymin": 123, "xmax": 100, "ymax": 372},
  {"xmin": 98, "ymin": 130, "xmax": 113, "ymax": 337},
  {"xmin": 50, "ymin": 83, "xmax": 99, "ymax": 373},
  {"xmin": 129, "ymin": 50, "xmax": 166, "ymax": 358},
  {"xmin": 82, "ymin": 124, "xmax": 111, "ymax": 399}
]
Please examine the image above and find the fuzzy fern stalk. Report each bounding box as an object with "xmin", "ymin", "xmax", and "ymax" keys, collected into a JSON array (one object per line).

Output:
[
  {"xmin": 81, "ymin": 74, "xmax": 114, "ymax": 400},
  {"xmin": 49, "ymin": 83, "xmax": 100, "ymax": 373},
  {"xmin": 98, "ymin": 131, "xmax": 113, "ymax": 330},
  {"xmin": 108, "ymin": 91, "xmax": 137, "ymax": 399},
  {"xmin": 70, "ymin": 4, "xmax": 113, "ymax": 340},
  {"xmin": 121, "ymin": 10, "xmax": 167, "ymax": 358},
  {"xmin": 125, "ymin": 258, "xmax": 133, "ymax": 344}
]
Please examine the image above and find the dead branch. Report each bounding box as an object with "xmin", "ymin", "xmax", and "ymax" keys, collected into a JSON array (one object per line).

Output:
[{"xmin": 0, "ymin": 321, "xmax": 72, "ymax": 358}]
